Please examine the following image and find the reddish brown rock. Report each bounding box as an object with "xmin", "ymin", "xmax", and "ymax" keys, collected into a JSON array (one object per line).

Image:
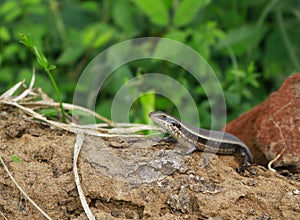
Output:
[{"xmin": 225, "ymin": 73, "xmax": 300, "ymax": 172}]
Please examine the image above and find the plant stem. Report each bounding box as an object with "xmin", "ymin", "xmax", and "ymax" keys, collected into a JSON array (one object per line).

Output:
[{"xmin": 45, "ymin": 69, "xmax": 66, "ymax": 122}]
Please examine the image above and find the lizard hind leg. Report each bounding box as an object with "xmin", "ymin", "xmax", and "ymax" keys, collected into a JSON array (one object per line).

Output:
[{"xmin": 182, "ymin": 145, "xmax": 197, "ymax": 155}]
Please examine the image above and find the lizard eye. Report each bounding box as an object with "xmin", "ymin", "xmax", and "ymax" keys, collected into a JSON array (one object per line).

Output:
[{"xmin": 160, "ymin": 114, "xmax": 167, "ymax": 120}]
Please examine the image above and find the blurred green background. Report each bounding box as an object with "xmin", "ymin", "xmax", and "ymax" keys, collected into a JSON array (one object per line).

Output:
[{"xmin": 0, "ymin": 0, "xmax": 299, "ymax": 127}]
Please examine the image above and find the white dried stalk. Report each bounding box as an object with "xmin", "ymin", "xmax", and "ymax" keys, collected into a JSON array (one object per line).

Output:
[
  {"xmin": 0, "ymin": 80, "xmax": 24, "ymax": 99},
  {"xmin": 0, "ymin": 156, "xmax": 52, "ymax": 220},
  {"xmin": 268, "ymin": 119, "xmax": 287, "ymax": 172},
  {"xmin": 73, "ymin": 132, "xmax": 95, "ymax": 220},
  {"xmin": 12, "ymin": 68, "xmax": 36, "ymax": 102},
  {"xmin": 0, "ymin": 210, "xmax": 8, "ymax": 220}
]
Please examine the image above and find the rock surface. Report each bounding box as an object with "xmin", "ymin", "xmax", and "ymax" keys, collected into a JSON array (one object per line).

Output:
[{"xmin": 225, "ymin": 73, "xmax": 300, "ymax": 172}]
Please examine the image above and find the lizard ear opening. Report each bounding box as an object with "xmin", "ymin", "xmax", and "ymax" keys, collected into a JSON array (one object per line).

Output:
[{"xmin": 171, "ymin": 122, "xmax": 181, "ymax": 129}]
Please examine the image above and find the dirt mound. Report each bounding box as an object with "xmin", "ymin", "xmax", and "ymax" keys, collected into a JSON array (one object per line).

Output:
[{"xmin": 1, "ymin": 112, "xmax": 300, "ymax": 219}]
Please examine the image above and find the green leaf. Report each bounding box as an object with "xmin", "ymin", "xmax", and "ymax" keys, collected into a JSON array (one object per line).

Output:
[
  {"xmin": 11, "ymin": 155, "xmax": 22, "ymax": 163},
  {"xmin": 38, "ymin": 108, "xmax": 59, "ymax": 118},
  {"xmin": 1, "ymin": 1, "xmax": 22, "ymax": 22},
  {"xmin": 0, "ymin": 26, "xmax": 10, "ymax": 42},
  {"xmin": 133, "ymin": 0, "xmax": 169, "ymax": 26},
  {"xmin": 92, "ymin": 30, "xmax": 114, "ymax": 49},
  {"xmin": 33, "ymin": 46, "xmax": 48, "ymax": 69},
  {"xmin": 112, "ymin": 0, "xmax": 139, "ymax": 37},
  {"xmin": 174, "ymin": 0, "xmax": 211, "ymax": 27},
  {"xmin": 164, "ymin": 30, "xmax": 187, "ymax": 42},
  {"xmin": 57, "ymin": 46, "xmax": 85, "ymax": 65},
  {"xmin": 2, "ymin": 43, "xmax": 20, "ymax": 59},
  {"xmin": 139, "ymin": 91, "xmax": 155, "ymax": 124},
  {"xmin": 246, "ymin": 73, "xmax": 260, "ymax": 88},
  {"xmin": 47, "ymin": 64, "xmax": 56, "ymax": 71},
  {"xmin": 231, "ymin": 69, "xmax": 246, "ymax": 78},
  {"xmin": 83, "ymin": 23, "xmax": 116, "ymax": 49}
]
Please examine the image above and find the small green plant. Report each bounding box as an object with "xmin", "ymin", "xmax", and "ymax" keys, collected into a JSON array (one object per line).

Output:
[
  {"xmin": 19, "ymin": 33, "xmax": 66, "ymax": 122},
  {"xmin": 11, "ymin": 154, "xmax": 22, "ymax": 163}
]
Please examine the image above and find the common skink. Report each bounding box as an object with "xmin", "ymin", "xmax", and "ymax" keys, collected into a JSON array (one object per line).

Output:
[{"xmin": 149, "ymin": 111, "xmax": 253, "ymax": 172}]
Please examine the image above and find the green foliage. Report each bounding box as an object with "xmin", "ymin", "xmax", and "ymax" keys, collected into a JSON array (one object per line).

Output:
[
  {"xmin": 0, "ymin": 0, "xmax": 299, "ymax": 128},
  {"xmin": 174, "ymin": 0, "xmax": 211, "ymax": 27}
]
